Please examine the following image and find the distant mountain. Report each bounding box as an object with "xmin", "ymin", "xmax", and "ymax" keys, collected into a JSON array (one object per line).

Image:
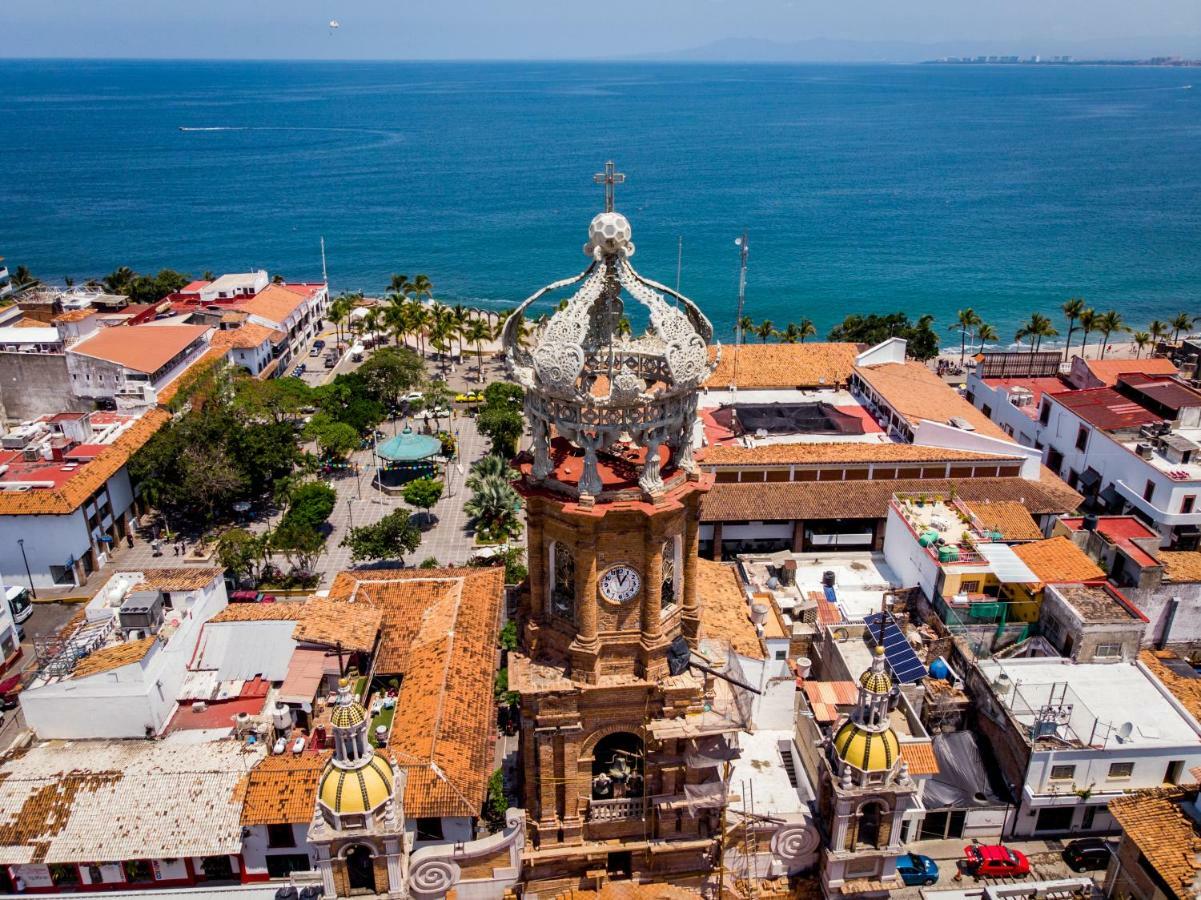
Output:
[{"xmin": 643, "ymin": 36, "xmax": 1201, "ymax": 64}]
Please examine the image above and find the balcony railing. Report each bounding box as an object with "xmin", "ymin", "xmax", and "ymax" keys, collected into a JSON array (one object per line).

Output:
[{"xmin": 586, "ymin": 796, "xmax": 646, "ymax": 822}]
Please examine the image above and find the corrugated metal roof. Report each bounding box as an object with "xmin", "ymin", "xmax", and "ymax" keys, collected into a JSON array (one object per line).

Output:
[
  {"xmin": 193, "ymin": 620, "xmax": 296, "ymax": 681},
  {"xmin": 975, "ymin": 542, "xmax": 1039, "ymax": 583}
]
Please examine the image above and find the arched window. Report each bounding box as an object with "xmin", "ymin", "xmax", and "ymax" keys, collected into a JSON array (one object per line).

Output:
[
  {"xmin": 855, "ymin": 801, "xmax": 886, "ymax": 850},
  {"xmin": 661, "ymin": 537, "xmax": 678, "ymax": 611},
  {"xmin": 550, "ymin": 542, "xmax": 576, "ymax": 622}
]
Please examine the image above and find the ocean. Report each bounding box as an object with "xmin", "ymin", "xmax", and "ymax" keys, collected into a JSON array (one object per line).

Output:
[{"xmin": 1, "ymin": 60, "xmax": 1199, "ymax": 343}]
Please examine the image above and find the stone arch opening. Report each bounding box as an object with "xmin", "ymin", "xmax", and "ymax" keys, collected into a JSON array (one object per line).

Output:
[
  {"xmin": 854, "ymin": 800, "xmax": 887, "ymax": 850},
  {"xmin": 344, "ymin": 843, "xmax": 376, "ymax": 893},
  {"xmin": 590, "ymin": 731, "xmax": 644, "ymax": 800}
]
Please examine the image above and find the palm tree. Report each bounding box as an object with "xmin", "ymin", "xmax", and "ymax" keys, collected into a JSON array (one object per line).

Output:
[
  {"xmin": 383, "ymin": 300, "xmax": 408, "ymax": 347},
  {"xmin": 327, "ymin": 293, "xmax": 352, "ymax": 346},
  {"xmin": 1131, "ymin": 331, "xmax": 1152, "ymax": 359},
  {"xmin": 1171, "ymin": 312, "xmax": 1196, "ymax": 344},
  {"xmin": 1096, "ymin": 310, "xmax": 1128, "ymax": 358},
  {"xmin": 409, "ymin": 274, "xmax": 433, "ymax": 302},
  {"xmin": 467, "ymin": 455, "xmax": 515, "ymax": 491},
  {"xmin": 949, "ymin": 308, "xmax": 983, "ymax": 365},
  {"xmin": 797, "ymin": 318, "xmax": 817, "ymax": 343},
  {"xmin": 615, "ymin": 316, "xmax": 633, "ymax": 339},
  {"xmin": 463, "ymin": 316, "xmax": 492, "ymax": 382},
  {"xmin": 1061, "ymin": 297, "xmax": 1086, "ymax": 361},
  {"xmin": 976, "ymin": 322, "xmax": 998, "ymax": 348},
  {"xmin": 1149, "ymin": 319, "xmax": 1171, "ymax": 351},
  {"xmin": 755, "ymin": 319, "xmax": 775, "ymax": 343},
  {"xmin": 11, "ymin": 265, "xmax": 37, "ymax": 289},
  {"xmin": 779, "ymin": 323, "xmax": 802, "ymax": 344},
  {"xmin": 428, "ymin": 311, "xmax": 456, "ymax": 375},
  {"xmin": 361, "ymin": 308, "xmax": 383, "ymax": 349},
  {"xmin": 406, "ymin": 299, "xmax": 431, "ymax": 357},
  {"xmin": 388, "ymin": 273, "xmax": 411, "ymax": 296},
  {"xmin": 1077, "ymin": 308, "xmax": 1099, "ymax": 359},
  {"xmin": 451, "ymin": 304, "xmax": 470, "ymax": 357},
  {"xmin": 1017, "ymin": 313, "xmax": 1058, "ymax": 354},
  {"xmin": 464, "ymin": 474, "xmax": 522, "ymax": 541},
  {"xmin": 495, "ymin": 310, "xmax": 531, "ymax": 349},
  {"xmin": 737, "ymin": 315, "xmax": 754, "ymax": 345}
]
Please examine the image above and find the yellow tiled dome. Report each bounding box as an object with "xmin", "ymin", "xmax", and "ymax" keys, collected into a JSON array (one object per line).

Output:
[
  {"xmin": 859, "ymin": 668, "xmax": 893, "ymax": 694},
  {"xmin": 832, "ymin": 720, "xmax": 900, "ymax": 773},
  {"xmin": 330, "ymin": 700, "xmax": 368, "ymax": 729},
  {"xmin": 318, "ymin": 756, "xmax": 394, "ymax": 814}
]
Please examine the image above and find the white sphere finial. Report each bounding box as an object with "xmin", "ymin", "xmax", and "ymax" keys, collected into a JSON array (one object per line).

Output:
[{"xmin": 585, "ymin": 212, "xmax": 633, "ymax": 257}]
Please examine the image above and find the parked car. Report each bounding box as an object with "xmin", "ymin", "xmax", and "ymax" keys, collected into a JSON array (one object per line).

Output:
[
  {"xmin": 963, "ymin": 844, "xmax": 1030, "ymax": 879},
  {"xmin": 324, "ymin": 354, "xmax": 337, "ymax": 369},
  {"xmin": 1062, "ymin": 838, "xmax": 1112, "ymax": 872},
  {"xmin": 313, "ymin": 339, "xmax": 326, "ymax": 350},
  {"xmin": 0, "ymin": 673, "xmax": 23, "ymax": 710},
  {"xmin": 292, "ymin": 363, "xmax": 307, "ymax": 377},
  {"xmin": 896, "ymin": 853, "xmax": 939, "ymax": 886},
  {"xmin": 309, "ymin": 345, "xmax": 321, "ymax": 357},
  {"xmin": 229, "ymin": 590, "xmax": 264, "ymax": 603},
  {"xmin": 5, "ymin": 585, "xmax": 31, "ymax": 624}
]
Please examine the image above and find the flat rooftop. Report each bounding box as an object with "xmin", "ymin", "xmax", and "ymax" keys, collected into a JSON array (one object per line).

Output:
[
  {"xmin": 978, "ymin": 657, "xmax": 1201, "ymax": 748},
  {"xmin": 739, "ymin": 551, "xmax": 900, "ymax": 623},
  {"xmin": 982, "ymin": 376, "xmax": 1070, "ymax": 420},
  {"xmin": 1050, "ymin": 582, "xmax": 1147, "ymax": 625},
  {"xmin": 1060, "ymin": 515, "xmax": 1160, "ymax": 569},
  {"xmin": 727, "ymin": 729, "xmax": 812, "ymax": 815},
  {"xmin": 1052, "ymin": 387, "xmax": 1163, "ymax": 432}
]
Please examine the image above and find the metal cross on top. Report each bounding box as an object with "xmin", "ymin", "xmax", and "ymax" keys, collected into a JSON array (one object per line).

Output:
[{"xmin": 593, "ymin": 161, "xmax": 625, "ymax": 212}]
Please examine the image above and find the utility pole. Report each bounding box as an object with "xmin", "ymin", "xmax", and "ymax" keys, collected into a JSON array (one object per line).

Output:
[{"xmin": 731, "ymin": 233, "xmax": 749, "ymax": 393}]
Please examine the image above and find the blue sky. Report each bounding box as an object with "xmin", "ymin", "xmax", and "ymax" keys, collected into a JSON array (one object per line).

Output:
[{"xmin": 3, "ymin": 0, "xmax": 1199, "ymax": 59}]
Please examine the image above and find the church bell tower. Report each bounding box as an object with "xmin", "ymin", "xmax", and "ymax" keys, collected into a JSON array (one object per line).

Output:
[{"xmin": 504, "ymin": 164, "xmax": 736, "ymax": 891}]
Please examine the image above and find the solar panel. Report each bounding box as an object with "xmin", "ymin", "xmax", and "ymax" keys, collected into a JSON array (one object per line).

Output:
[{"xmin": 863, "ymin": 612, "xmax": 928, "ymax": 683}]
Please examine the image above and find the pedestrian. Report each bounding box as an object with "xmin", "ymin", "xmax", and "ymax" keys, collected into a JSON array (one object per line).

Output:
[
  {"xmin": 173, "ymin": 543, "xmax": 179, "ymax": 557},
  {"xmin": 151, "ymin": 539, "xmax": 161, "ymax": 557},
  {"xmin": 126, "ymin": 534, "xmax": 134, "ymax": 548}
]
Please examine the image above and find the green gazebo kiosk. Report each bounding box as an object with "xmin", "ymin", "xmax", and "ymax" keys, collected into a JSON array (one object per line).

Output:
[{"xmin": 374, "ymin": 427, "xmax": 442, "ymax": 490}]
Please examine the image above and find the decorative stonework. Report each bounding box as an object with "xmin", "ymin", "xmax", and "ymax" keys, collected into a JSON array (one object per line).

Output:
[{"xmin": 502, "ymin": 166, "xmax": 719, "ymax": 500}]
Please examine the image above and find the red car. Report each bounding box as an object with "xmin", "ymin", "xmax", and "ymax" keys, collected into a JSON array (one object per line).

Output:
[
  {"xmin": 963, "ymin": 844, "xmax": 1030, "ymax": 878},
  {"xmin": 229, "ymin": 590, "xmax": 277, "ymax": 604}
]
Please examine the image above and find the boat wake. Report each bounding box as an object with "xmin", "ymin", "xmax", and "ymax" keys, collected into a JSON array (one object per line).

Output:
[{"xmin": 178, "ymin": 126, "xmax": 246, "ymax": 132}]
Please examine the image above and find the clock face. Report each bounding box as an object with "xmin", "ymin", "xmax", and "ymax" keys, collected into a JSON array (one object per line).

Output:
[{"xmin": 599, "ymin": 565, "xmax": 641, "ymax": 603}]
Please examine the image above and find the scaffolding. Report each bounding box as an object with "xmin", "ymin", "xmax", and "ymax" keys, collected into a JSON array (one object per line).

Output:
[{"xmin": 32, "ymin": 616, "xmax": 117, "ymax": 681}]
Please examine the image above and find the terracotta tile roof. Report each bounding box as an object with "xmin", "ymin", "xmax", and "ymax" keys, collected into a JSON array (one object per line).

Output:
[
  {"xmin": 810, "ymin": 592, "xmax": 844, "ymax": 626},
  {"xmin": 51, "ymin": 309, "xmax": 96, "ymax": 324},
  {"xmin": 1109, "ymin": 785, "xmax": 1201, "ymax": 898},
  {"xmin": 1012, "ymin": 536, "xmax": 1106, "ymax": 585},
  {"xmin": 210, "ymin": 323, "xmax": 277, "ymax": 350},
  {"xmin": 802, "ymin": 680, "xmax": 859, "ymax": 721},
  {"xmin": 71, "ymin": 636, "xmax": 157, "ymax": 678},
  {"xmin": 290, "ymin": 595, "xmax": 383, "ymax": 654},
  {"xmin": 236, "ymin": 283, "xmax": 308, "ymax": 326},
  {"xmin": 1141, "ymin": 650, "xmax": 1201, "ymax": 724},
  {"xmin": 129, "ymin": 567, "xmax": 222, "ymax": 592},
  {"xmin": 700, "ymin": 475, "xmax": 1081, "ymax": 522},
  {"xmin": 697, "ymin": 559, "xmax": 764, "ymax": 660},
  {"xmin": 1085, "ymin": 357, "xmax": 1179, "ymax": 386},
  {"xmin": 855, "ymin": 360, "xmax": 1011, "ymax": 440},
  {"xmin": 328, "ymin": 567, "xmax": 505, "ymax": 819},
  {"xmin": 69, "ymin": 324, "xmax": 210, "ymax": 374},
  {"xmin": 961, "ymin": 500, "xmax": 1044, "ymax": 541},
  {"xmin": 704, "ymin": 343, "xmax": 860, "ymax": 389},
  {"xmin": 240, "ymin": 751, "xmax": 332, "ymax": 826},
  {"xmin": 0, "ymin": 740, "xmax": 264, "ymax": 865},
  {"xmin": 1159, "ymin": 552, "xmax": 1201, "ymax": 584},
  {"xmin": 899, "ymin": 742, "xmax": 940, "ymax": 777},
  {"xmin": 699, "ymin": 442, "xmax": 1021, "ymax": 467},
  {"xmin": 0, "ymin": 408, "xmax": 169, "ymax": 516},
  {"xmin": 209, "ymin": 603, "xmax": 306, "ymax": 623}
]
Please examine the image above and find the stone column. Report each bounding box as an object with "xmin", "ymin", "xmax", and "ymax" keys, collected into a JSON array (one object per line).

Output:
[
  {"xmin": 383, "ymin": 838, "xmax": 404, "ymax": 894},
  {"xmin": 792, "ymin": 519, "xmax": 805, "ymax": 552},
  {"xmin": 526, "ymin": 508, "xmax": 545, "ymax": 623},
  {"xmin": 640, "ymin": 522, "xmax": 665, "ymax": 678},
  {"xmin": 682, "ymin": 507, "xmax": 701, "ymax": 646},
  {"xmin": 570, "ymin": 527, "xmax": 601, "ymax": 682},
  {"xmin": 315, "ymin": 848, "xmax": 336, "ymax": 897},
  {"xmin": 559, "ymin": 726, "xmax": 585, "ymax": 845},
  {"xmin": 536, "ymin": 730, "xmax": 559, "ymax": 828}
]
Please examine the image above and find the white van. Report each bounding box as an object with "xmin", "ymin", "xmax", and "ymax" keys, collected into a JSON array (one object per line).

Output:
[
  {"xmin": 350, "ymin": 343, "xmax": 365, "ymax": 362},
  {"xmin": 5, "ymin": 586, "xmax": 31, "ymax": 624}
]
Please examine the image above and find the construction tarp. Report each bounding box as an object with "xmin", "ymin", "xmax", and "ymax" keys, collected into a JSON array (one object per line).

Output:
[
  {"xmin": 685, "ymin": 734, "xmax": 740, "ymax": 769},
  {"xmin": 683, "ymin": 782, "xmax": 728, "ymax": 814},
  {"xmin": 733, "ymin": 402, "xmax": 865, "ymax": 437},
  {"xmin": 923, "ymin": 731, "xmax": 1007, "ymax": 809}
]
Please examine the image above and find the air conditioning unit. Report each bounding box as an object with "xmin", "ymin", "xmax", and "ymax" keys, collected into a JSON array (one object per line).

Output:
[
  {"xmin": 119, "ymin": 590, "xmax": 165, "ymax": 635},
  {"xmin": 1136, "ymin": 443, "xmax": 1154, "ymax": 459}
]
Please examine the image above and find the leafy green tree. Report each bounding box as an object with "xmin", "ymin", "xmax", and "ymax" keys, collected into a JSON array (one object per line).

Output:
[
  {"xmin": 312, "ymin": 373, "xmax": 385, "ymax": 433},
  {"xmin": 498, "ymin": 620, "xmax": 518, "ymax": 651},
  {"xmin": 232, "ymin": 376, "xmax": 312, "ymax": 425},
  {"xmin": 270, "ymin": 521, "xmax": 324, "ymax": 573},
  {"xmin": 403, "ymin": 477, "xmax": 444, "ymax": 526},
  {"xmin": 228, "ymin": 420, "xmax": 304, "ymax": 499},
  {"xmin": 418, "ymin": 556, "xmax": 441, "ymax": 569},
  {"xmin": 306, "ymin": 414, "xmax": 360, "ymax": 460},
  {"xmin": 477, "ymin": 406, "xmax": 523, "ymax": 458},
  {"xmin": 340, "ymin": 509, "xmax": 421, "ymax": 563},
  {"xmin": 216, "ymin": 528, "xmax": 269, "ymax": 586},
  {"xmin": 483, "ymin": 768, "xmax": 511, "ymax": 832},
  {"xmin": 471, "ymin": 545, "xmax": 527, "ymax": 585},
  {"xmin": 358, "ymin": 346, "xmax": 424, "ymax": 411},
  {"xmin": 827, "ymin": 312, "xmax": 940, "ymax": 361},
  {"xmin": 483, "ymin": 381, "xmax": 523, "ymax": 408},
  {"xmin": 281, "ymin": 481, "xmax": 337, "ymax": 532},
  {"xmin": 417, "ymin": 379, "xmax": 454, "ymax": 431}
]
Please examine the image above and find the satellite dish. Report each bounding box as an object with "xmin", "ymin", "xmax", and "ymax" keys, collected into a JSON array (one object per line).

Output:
[{"xmin": 1116, "ymin": 721, "xmax": 1134, "ymax": 743}]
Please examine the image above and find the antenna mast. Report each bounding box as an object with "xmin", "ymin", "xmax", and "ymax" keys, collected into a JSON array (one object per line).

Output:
[{"xmin": 732, "ymin": 232, "xmax": 749, "ymax": 391}]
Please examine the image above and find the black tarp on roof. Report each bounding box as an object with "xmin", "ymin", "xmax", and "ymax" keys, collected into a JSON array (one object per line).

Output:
[{"xmin": 733, "ymin": 402, "xmax": 865, "ymax": 436}]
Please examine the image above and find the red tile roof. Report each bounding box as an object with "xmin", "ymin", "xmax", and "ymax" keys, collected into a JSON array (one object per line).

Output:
[
  {"xmin": 1084, "ymin": 357, "xmax": 1179, "ymax": 386},
  {"xmin": 1060, "ymin": 516, "xmax": 1161, "ymax": 569},
  {"xmin": 855, "ymin": 361, "xmax": 1011, "ymax": 440}
]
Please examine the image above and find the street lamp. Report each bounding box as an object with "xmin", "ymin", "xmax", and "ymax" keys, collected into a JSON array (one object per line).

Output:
[{"xmin": 17, "ymin": 538, "xmax": 37, "ymax": 599}]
